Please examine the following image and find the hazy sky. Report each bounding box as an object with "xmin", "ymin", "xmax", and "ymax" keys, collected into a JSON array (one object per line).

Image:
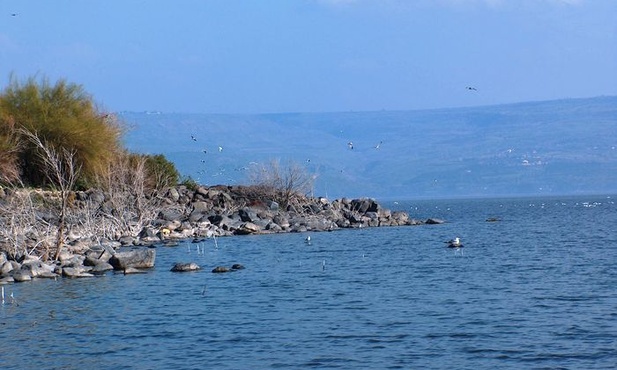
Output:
[{"xmin": 1, "ymin": 0, "xmax": 615, "ymax": 114}]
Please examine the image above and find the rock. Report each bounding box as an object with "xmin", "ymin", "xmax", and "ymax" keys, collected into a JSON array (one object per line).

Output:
[
  {"xmin": 167, "ymin": 187, "xmax": 180, "ymax": 202},
  {"xmin": 0, "ymin": 276, "xmax": 15, "ymax": 284},
  {"xmin": 109, "ymin": 248, "xmax": 156, "ymax": 270},
  {"xmin": 118, "ymin": 236, "xmax": 135, "ymax": 246},
  {"xmin": 273, "ymin": 214, "xmax": 290, "ymax": 229},
  {"xmin": 231, "ymin": 264, "xmax": 245, "ymax": 270},
  {"xmin": 38, "ymin": 271, "xmax": 59, "ymax": 279},
  {"xmin": 239, "ymin": 208, "xmax": 258, "ymax": 222},
  {"xmin": 21, "ymin": 261, "xmax": 54, "ymax": 278},
  {"xmin": 84, "ymin": 249, "xmax": 113, "ymax": 266},
  {"xmin": 91, "ymin": 262, "xmax": 114, "ymax": 274},
  {"xmin": 62, "ymin": 267, "xmax": 94, "ymax": 278},
  {"xmin": 158, "ymin": 209, "xmax": 183, "ymax": 222},
  {"xmin": 61, "ymin": 255, "xmax": 86, "ymax": 268},
  {"xmin": 234, "ymin": 222, "xmax": 262, "ymax": 235},
  {"xmin": 170, "ymin": 262, "xmax": 201, "ymax": 272},
  {"xmin": 122, "ymin": 267, "xmax": 148, "ymax": 275},
  {"xmin": 12, "ymin": 271, "xmax": 32, "ymax": 282},
  {"xmin": 1, "ymin": 261, "xmax": 14, "ymax": 276},
  {"xmin": 212, "ymin": 266, "xmax": 229, "ymax": 273},
  {"xmin": 266, "ymin": 222, "xmax": 283, "ymax": 232},
  {"xmin": 87, "ymin": 189, "xmax": 106, "ymax": 204}
]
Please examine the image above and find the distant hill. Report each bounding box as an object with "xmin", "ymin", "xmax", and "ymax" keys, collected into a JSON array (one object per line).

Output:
[{"xmin": 120, "ymin": 96, "xmax": 617, "ymax": 200}]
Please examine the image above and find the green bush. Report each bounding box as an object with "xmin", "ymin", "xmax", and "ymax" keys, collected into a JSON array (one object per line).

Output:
[
  {"xmin": 0, "ymin": 76, "xmax": 123, "ymax": 188},
  {"xmin": 143, "ymin": 153, "xmax": 180, "ymax": 189},
  {"xmin": 180, "ymin": 175, "xmax": 199, "ymax": 191}
]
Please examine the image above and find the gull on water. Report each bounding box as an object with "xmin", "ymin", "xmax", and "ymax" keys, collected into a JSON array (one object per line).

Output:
[{"xmin": 445, "ymin": 237, "xmax": 463, "ymax": 248}]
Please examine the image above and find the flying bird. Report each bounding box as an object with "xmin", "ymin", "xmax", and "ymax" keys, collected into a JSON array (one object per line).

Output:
[
  {"xmin": 347, "ymin": 142, "xmax": 354, "ymax": 150},
  {"xmin": 466, "ymin": 86, "xmax": 478, "ymax": 91},
  {"xmin": 191, "ymin": 135, "xmax": 197, "ymax": 141},
  {"xmin": 374, "ymin": 141, "xmax": 383, "ymax": 149}
]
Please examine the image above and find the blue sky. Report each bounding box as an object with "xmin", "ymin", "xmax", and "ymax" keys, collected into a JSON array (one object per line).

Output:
[{"xmin": 1, "ymin": 0, "xmax": 615, "ymax": 114}]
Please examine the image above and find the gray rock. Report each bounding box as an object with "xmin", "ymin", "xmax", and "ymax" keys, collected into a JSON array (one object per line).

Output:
[
  {"xmin": 167, "ymin": 187, "xmax": 180, "ymax": 202},
  {"xmin": 170, "ymin": 262, "xmax": 201, "ymax": 272},
  {"xmin": 37, "ymin": 271, "xmax": 59, "ymax": 279},
  {"xmin": 12, "ymin": 271, "xmax": 32, "ymax": 282},
  {"xmin": 91, "ymin": 262, "xmax": 114, "ymax": 274},
  {"xmin": 158, "ymin": 209, "xmax": 183, "ymax": 222},
  {"xmin": 87, "ymin": 189, "xmax": 106, "ymax": 204},
  {"xmin": 21, "ymin": 261, "xmax": 53, "ymax": 278},
  {"xmin": 239, "ymin": 208, "xmax": 258, "ymax": 222},
  {"xmin": 62, "ymin": 267, "xmax": 94, "ymax": 278},
  {"xmin": 118, "ymin": 236, "xmax": 135, "ymax": 246},
  {"xmin": 212, "ymin": 266, "xmax": 229, "ymax": 273},
  {"xmin": 1, "ymin": 261, "xmax": 14, "ymax": 276},
  {"xmin": 0, "ymin": 276, "xmax": 15, "ymax": 284},
  {"xmin": 234, "ymin": 222, "xmax": 262, "ymax": 235},
  {"xmin": 123, "ymin": 267, "xmax": 148, "ymax": 275},
  {"xmin": 109, "ymin": 248, "xmax": 156, "ymax": 270}
]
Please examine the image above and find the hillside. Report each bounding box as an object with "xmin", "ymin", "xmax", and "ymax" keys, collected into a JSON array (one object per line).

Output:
[{"xmin": 120, "ymin": 96, "xmax": 617, "ymax": 200}]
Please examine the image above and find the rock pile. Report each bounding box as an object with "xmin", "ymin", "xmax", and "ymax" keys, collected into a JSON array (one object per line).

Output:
[{"xmin": 0, "ymin": 184, "xmax": 440, "ymax": 284}]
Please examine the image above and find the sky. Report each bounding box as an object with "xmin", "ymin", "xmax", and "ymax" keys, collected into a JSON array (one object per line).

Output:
[{"xmin": 0, "ymin": 0, "xmax": 615, "ymax": 114}]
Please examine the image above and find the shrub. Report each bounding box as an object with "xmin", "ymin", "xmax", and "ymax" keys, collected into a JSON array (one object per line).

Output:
[
  {"xmin": 247, "ymin": 159, "xmax": 316, "ymax": 209},
  {"xmin": 0, "ymin": 76, "xmax": 124, "ymax": 188},
  {"xmin": 143, "ymin": 153, "xmax": 180, "ymax": 190},
  {"xmin": 180, "ymin": 175, "xmax": 199, "ymax": 191}
]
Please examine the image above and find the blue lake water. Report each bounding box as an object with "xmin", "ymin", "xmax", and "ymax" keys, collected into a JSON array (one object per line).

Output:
[{"xmin": 1, "ymin": 195, "xmax": 616, "ymax": 369}]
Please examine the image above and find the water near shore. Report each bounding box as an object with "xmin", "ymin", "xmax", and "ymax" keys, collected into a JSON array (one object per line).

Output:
[{"xmin": 2, "ymin": 195, "xmax": 616, "ymax": 369}]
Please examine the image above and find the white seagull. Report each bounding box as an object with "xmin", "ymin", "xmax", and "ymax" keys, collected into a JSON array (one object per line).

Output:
[{"xmin": 445, "ymin": 237, "xmax": 463, "ymax": 248}]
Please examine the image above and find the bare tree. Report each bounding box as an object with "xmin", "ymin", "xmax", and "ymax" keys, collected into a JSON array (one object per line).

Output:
[
  {"xmin": 0, "ymin": 189, "xmax": 54, "ymax": 260},
  {"xmin": 248, "ymin": 159, "xmax": 315, "ymax": 209},
  {"xmin": 94, "ymin": 152, "xmax": 167, "ymax": 239},
  {"xmin": 20, "ymin": 129, "xmax": 80, "ymax": 260}
]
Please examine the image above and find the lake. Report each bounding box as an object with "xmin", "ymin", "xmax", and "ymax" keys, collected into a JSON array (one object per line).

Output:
[{"xmin": 1, "ymin": 195, "xmax": 616, "ymax": 369}]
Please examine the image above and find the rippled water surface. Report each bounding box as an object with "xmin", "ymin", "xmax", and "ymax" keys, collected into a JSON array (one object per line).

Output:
[{"xmin": 2, "ymin": 195, "xmax": 617, "ymax": 369}]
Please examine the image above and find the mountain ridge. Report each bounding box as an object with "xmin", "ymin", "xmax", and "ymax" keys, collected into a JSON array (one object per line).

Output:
[{"xmin": 121, "ymin": 96, "xmax": 617, "ymax": 200}]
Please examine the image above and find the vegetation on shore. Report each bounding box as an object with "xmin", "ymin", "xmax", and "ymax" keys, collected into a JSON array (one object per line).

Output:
[{"xmin": 0, "ymin": 75, "xmax": 322, "ymax": 263}]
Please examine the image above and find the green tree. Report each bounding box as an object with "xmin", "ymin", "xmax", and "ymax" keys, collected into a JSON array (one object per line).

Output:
[{"xmin": 0, "ymin": 75, "xmax": 123, "ymax": 187}]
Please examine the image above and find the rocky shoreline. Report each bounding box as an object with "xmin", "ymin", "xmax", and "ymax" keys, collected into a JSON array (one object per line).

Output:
[{"xmin": 0, "ymin": 185, "xmax": 443, "ymax": 285}]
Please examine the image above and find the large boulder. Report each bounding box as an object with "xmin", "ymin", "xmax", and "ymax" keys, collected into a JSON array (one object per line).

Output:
[{"xmin": 109, "ymin": 248, "xmax": 156, "ymax": 270}]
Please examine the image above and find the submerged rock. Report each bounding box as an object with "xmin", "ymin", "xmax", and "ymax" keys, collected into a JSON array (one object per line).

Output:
[{"xmin": 170, "ymin": 262, "xmax": 201, "ymax": 272}]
